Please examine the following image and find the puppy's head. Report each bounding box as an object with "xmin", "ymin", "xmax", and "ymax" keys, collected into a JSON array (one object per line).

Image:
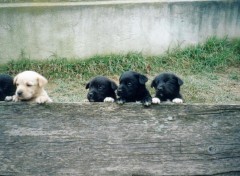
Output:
[
  {"xmin": 14, "ymin": 71, "xmax": 48, "ymax": 101},
  {"xmin": 117, "ymin": 71, "xmax": 148, "ymax": 99},
  {"xmin": 0, "ymin": 74, "xmax": 16, "ymax": 101},
  {"xmin": 86, "ymin": 76, "xmax": 117, "ymax": 102},
  {"xmin": 151, "ymin": 73, "xmax": 183, "ymax": 99}
]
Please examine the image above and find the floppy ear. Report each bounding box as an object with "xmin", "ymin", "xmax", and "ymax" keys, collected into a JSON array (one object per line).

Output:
[
  {"xmin": 177, "ymin": 77, "xmax": 183, "ymax": 86},
  {"xmin": 119, "ymin": 74, "xmax": 123, "ymax": 82},
  {"xmin": 85, "ymin": 82, "xmax": 90, "ymax": 89},
  {"xmin": 13, "ymin": 75, "xmax": 18, "ymax": 85},
  {"xmin": 37, "ymin": 75, "xmax": 48, "ymax": 87},
  {"xmin": 138, "ymin": 74, "xmax": 148, "ymax": 85},
  {"xmin": 111, "ymin": 81, "xmax": 118, "ymax": 91},
  {"xmin": 151, "ymin": 79, "xmax": 156, "ymax": 88}
]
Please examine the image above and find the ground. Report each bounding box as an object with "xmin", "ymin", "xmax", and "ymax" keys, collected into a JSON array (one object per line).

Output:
[{"xmin": 47, "ymin": 69, "xmax": 240, "ymax": 104}]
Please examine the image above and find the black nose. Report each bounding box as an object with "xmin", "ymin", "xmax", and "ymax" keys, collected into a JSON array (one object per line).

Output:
[
  {"xmin": 88, "ymin": 92, "xmax": 94, "ymax": 98},
  {"xmin": 117, "ymin": 88, "xmax": 123, "ymax": 96},
  {"xmin": 17, "ymin": 91, "xmax": 23, "ymax": 96},
  {"xmin": 117, "ymin": 88, "xmax": 123, "ymax": 93},
  {"xmin": 157, "ymin": 86, "xmax": 163, "ymax": 91}
]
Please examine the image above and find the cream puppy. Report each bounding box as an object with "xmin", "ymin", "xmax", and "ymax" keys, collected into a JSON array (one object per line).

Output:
[{"xmin": 13, "ymin": 71, "xmax": 52, "ymax": 103}]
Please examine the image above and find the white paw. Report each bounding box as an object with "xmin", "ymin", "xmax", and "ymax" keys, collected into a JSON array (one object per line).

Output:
[
  {"xmin": 143, "ymin": 101, "xmax": 151, "ymax": 107},
  {"xmin": 172, "ymin": 98, "xmax": 183, "ymax": 104},
  {"xmin": 83, "ymin": 99, "xmax": 89, "ymax": 102},
  {"xmin": 117, "ymin": 99, "xmax": 124, "ymax": 105},
  {"xmin": 104, "ymin": 97, "xmax": 115, "ymax": 103},
  {"xmin": 12, "ymin": 95, "xmax": 19, "ymax": 102},
  {"xmin": 5, "ymin": 96, "xmax": 13, "ymax": 101},
  {"xmin": 36, "ymin": 96, "xmax": 52, "ymax": 104},
  {"xmin": 48, "ymin": 98, "xmax": 53, "ymax": 103},
  {"xmin": 152, "ymin": 97, "xmax": 161, "ymax": 104}
]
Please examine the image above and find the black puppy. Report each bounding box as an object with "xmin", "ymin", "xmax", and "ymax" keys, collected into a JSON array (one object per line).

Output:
[
  {"xmin": 86, "ymin": 76, "xmax": 118, "ymax": 102},
  {"xmin": 151, "ymin": 73, "xmax": 183, "ymax": 104},
  {"xmin": 0, "ymin": 74, "xmax": 16, "ymax": 101},
  {"xmin": 117, "ymin": 71, "xmax": 152, "ymax": 106}
]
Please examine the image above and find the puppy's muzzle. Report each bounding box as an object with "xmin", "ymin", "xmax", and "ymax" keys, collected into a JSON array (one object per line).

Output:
[
  {"xmin": 87, "ymin": 92, "xmax": 95, "ymax": 102},
  {"xmin": 157, "ymin": 87, "xmax": 163, "ymax": 91},
  {"xmin": 17, "ymin": 90, "xmax": 23, "ymax": 97},
  {"xmin": 157, "ymin": 85, "xmax": 165, "ymax": 96},
  {"xmin": 157, "ymin": 85, "xmax": 164, "ymax": 91},
  {"xmin": 117, "ymin": 88, "xmax": 123, "ymax": 96},
  {"xmin": 88, "ymin": 92, "xmax": 94, "ymax": 98}
]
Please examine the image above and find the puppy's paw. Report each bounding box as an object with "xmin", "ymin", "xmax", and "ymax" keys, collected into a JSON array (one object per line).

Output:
[
  {"xmin": 152, "ymin": 97, "xmax": 161, "ymax": 104},
  {"xmin": 172, "ymin": 98, "xmax": 183, "ymax": 104},
  {"xmin": 36, "ymin": 96, "xmax": 52, "ymax": 104},
  {"xmin": 83, "ymin": 99, "xmax": 89, "ymax": 102},
  {"xmin": 143, "ymin": 101, "xmax": 151, "ymax": 107},
  {"xmin": 5, "ymin": 96, "xmax": 13, "ymax": 102},
  {"xmin": 104, "ymin": 97, "xmax": 115, "ymax": 103},
  {"xmin": 12, "ymin": 95, "xmax": 19, "ymax": 102},
  {"xmin": 142, "ymin": 97, "xmax": 152, "ymax": 107},
  {"xmin": 48, "ymin": 98, "xmax": 53, "ymax": 103},
  {"xmin": 117, "ymin": 99, "xmax": 125, "ymax": 105}
]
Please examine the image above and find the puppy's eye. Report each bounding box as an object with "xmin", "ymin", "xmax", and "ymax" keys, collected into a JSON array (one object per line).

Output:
[
  {"xmin": 127, "ymin": 82, "xmax": 132, "ymax": 86},
  {"xmin": 26, "ymin": 83, "xmax": 32, "ymax": 87},
  {"xmin": 16, "ymin": 83, "xmax": 19, "ymax": 86},
  {"xmin": 98, "ymin": 85, "xmax": 103, "ymax": 90}
]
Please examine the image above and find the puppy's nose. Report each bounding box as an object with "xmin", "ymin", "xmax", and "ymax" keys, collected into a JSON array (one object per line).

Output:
[
  {"xmin": 17, "ymin": 91, "xmax": 23, "ymax": 96},
  {"xmin": 117, "ymin": 88, "xmax": 122, "ymax": 96},
  {"xmin": 88, "ymin": 92, "xmax": 94, "ymax": 98},
  {"xmin": 117, "ymin": 88, "xmax": 122, "ymax": 92},
  {"xmin": 157, "ymin": 86, "xmax": 163, "ymax": 91}
]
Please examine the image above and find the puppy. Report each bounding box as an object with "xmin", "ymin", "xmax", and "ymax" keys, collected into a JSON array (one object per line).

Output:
[
  {"xmin": 86, "ymin": 76, "xmax": 118, "ymax": 102},
  {"xmin": 0, "ymin": 74, "xmax": 16, "ymax": 101},
  {"xmin": 117, "ymin": 71, "xmax": 152, "ymax": 106},
  {"xmin": 151, "ymin": 73, "xmax": 183, "ymax": 104},
  {"xmin": 13, "ymin": 71, "xmax": 52, "ymax": 103}
]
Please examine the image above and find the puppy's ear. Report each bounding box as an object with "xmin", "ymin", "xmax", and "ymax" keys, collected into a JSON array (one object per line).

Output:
[
  {"xmin": 177, "ymin": 77, "xmax": 183, "ymax": 86},
  {"xmin": 86, "ymin": 82, "xmax": 90, "ymax": 89},
  {"xmin": 119, "ymin": 74, "xmax": 123, "ymax": 82},
  {"xmin": 13, "ymin": 75, "xmax": 18, "ymax": 85},
  {"xmin": 37, "ymin": 75, "xmax": 48, "ymax": 87},
  {"xmin": 111, "ymin": 81, "xmax": 118, "ymax": 91},
  {"xmin": 139, "ymin": 74, "xmax": 148, "ymax": 85},
  {"xmin": 151, "ymin": 79, "xmax": 156, "ymax": 88}
]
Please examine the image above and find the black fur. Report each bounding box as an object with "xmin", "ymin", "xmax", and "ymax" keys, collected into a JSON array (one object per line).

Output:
[
  {"xmin": 151, "ymin": 73, "xmax": 183, "ymax": 102},
  {"xmin": 0, "ymin": 74, "xmax": 16, "ymax": 101},
  {"xmin": 117, "ymin": 71, "xmax": 152, "ymax": 106},
  {"xmin": 86, "ymin": 76, "xmax": 117, "ymax": 102}
]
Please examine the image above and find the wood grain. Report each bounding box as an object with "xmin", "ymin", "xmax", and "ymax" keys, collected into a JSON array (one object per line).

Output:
[{"xmin": 0, "ymin": 102, "xmax": 240, "ymax": 175}]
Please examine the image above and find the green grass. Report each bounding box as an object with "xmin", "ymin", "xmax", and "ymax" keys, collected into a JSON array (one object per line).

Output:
[
  {"xmin": 0, "ymin": 36, "xmax": 240, "ymax": 103},
  {"xmin": 1, "ymin": 36, "xmax": 239, "ymax": 80}
]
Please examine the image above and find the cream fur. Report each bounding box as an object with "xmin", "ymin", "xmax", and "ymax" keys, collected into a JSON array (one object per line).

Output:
[{"xmin": 13, "ymin": 71, "xmax": 52, "ymax": 103}]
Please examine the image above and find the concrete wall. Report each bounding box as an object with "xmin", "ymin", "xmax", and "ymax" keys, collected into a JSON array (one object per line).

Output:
[{"xmin": 0, "ymin": 0, "xmax": 240, "ymax": 63}]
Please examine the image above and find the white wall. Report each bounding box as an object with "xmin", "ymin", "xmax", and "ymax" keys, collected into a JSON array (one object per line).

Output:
[{"xmin": 0, "ymin": 0, "xmax": 239, "ymax": 63}]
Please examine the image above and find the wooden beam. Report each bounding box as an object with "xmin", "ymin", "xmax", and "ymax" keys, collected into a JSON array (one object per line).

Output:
[{"xmin": 0, "ymin": 102, "xmax": 240, "ymax": 175}]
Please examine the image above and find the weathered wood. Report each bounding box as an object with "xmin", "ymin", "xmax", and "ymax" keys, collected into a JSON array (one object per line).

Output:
[{"xmin": 0, "ymin": 102, "xmax": 240, "ymax": 176}]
